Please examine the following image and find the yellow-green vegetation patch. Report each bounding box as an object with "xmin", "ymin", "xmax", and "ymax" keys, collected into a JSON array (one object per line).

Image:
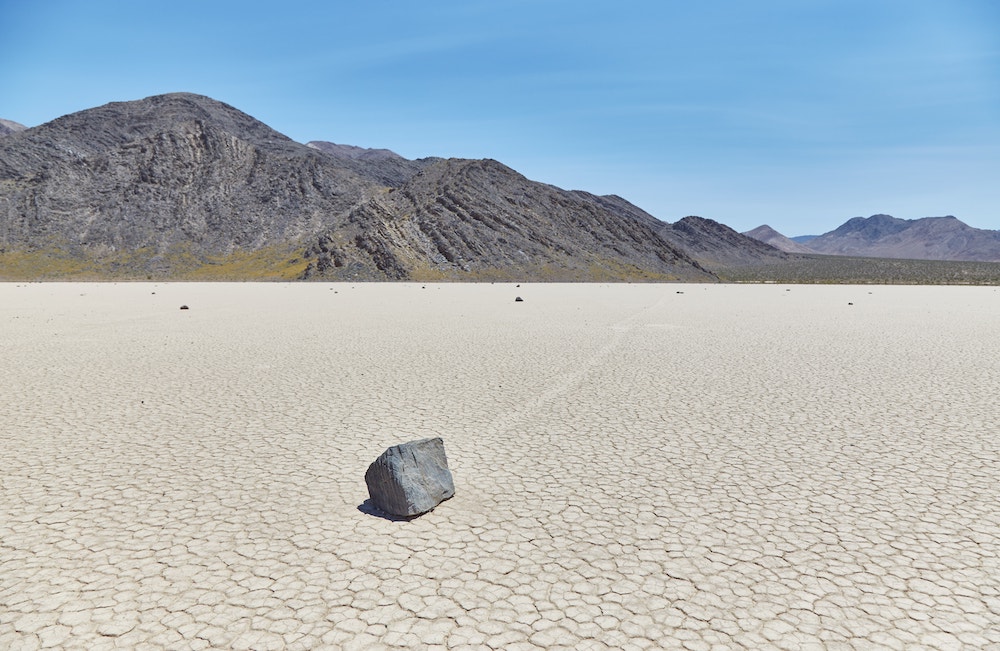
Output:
[
  {"xmin": 0, "ymin": 244, "xmax": 312, "ymax": 281},
  {"xmin": 0, "ymin": 250, "xmax": 100, "ymax": 280},
  {"xmin": 177, "ymin": 247, "xmax": 311, "ymax": 281}
]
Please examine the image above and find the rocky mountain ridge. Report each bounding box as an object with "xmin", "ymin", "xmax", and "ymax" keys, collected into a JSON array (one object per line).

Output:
[
  {"xmin": 303, "ymin": 157, "xmax": 715, "ymax": 280},
  {"xmin": 305, "ymin": 140, "xmax": 437, "ymax": 188},
  {"xmin": 5, "ymin": 94, "xmax": 996, "ymax": 280},
  {"xmin": 661, "ymin": 217, "xmax": 788, "ymax": 266},
  {"xmin": 0, "ymin": 94, "xmax": 378, "ymax": 267},
  {"xmin": 1, "ymin": 92, "xmax": 777, "ymax": 280}
]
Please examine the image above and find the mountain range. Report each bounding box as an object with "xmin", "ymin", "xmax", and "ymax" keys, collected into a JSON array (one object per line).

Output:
[
  {"xmin": 0, "ymin": 92, "xmax": 794, "ymax": 281},
  {"xmin": 1, "ymin": 92, "xmax": 998, "ymax": 282},
  {"xmin": 744, "ymin": 215, "xmax": 1000, "ymax": 262}
]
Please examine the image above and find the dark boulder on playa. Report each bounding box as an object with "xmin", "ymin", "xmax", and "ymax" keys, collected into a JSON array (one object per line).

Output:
[{"xmin": 365, "ymin": 437, "xmax": 455, "ymax": 517}]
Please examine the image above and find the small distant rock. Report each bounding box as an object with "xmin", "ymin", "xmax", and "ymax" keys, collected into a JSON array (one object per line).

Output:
[
  {"xmin": 365, "ymin": 438, "xmax": 455, "ymax": 517},
  {"xmin": 848, "ymin": 302, "xmax": 853, "ymax": 306},
  {"xmin": 179, "ymin": 305, "xmax": 189, "ymax": 310},
  {"xmin": 515, "ymin": 296, "xmax": 524, "ymax": 302}
]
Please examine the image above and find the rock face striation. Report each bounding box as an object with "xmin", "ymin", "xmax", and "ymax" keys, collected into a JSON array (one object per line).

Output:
[
  {"xmin": 0, "ymin": 92, "xmax": 725, "ymax": 281},
  {"xmin": 305, "ymin": 140, "xmax": 437, "ymax": 188},
  {"xmin": 365, "ymin": 438, "xmax": 455, "ymax": 517},
  {"xmin": 303, "ymin": 158, "xmax": 714, "ymax": 281},
  {"xmin": 0, "ymin": 93, "xmax": 375, "ymax": 258}
]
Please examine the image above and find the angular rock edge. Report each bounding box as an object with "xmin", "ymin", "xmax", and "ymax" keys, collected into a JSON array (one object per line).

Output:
[{"xmin": 365, "ymin": 437, "xmax": 455, "ymax": 517}]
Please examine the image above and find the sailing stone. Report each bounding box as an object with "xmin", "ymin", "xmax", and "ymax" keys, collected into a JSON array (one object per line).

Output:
[{"xmin": 365, "ymin": 437, "xmax": 455, "ymax": 517}]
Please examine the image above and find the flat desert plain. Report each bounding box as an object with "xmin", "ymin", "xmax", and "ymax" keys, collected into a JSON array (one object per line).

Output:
[{"xmin": 1, "ymin": 282, "xmax": 998, "ymax": 651}]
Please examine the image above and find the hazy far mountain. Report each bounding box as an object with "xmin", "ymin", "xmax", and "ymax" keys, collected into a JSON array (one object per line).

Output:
[
  {"xmin": 743, "ymin": 225, "xmax": 817, "ymax": 254},
  {"xmin": 806, "ymin": 214, "xmax": 1000, "ymax": 261},
  {"xmin": 0, "ymin": 118, "xmax": 27, "ymax": 136}
]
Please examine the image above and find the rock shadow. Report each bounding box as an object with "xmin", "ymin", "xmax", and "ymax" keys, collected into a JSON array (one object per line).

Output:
[{"xmin": 357, "ymin": 499, "xmax": 417, "ymax": 522}]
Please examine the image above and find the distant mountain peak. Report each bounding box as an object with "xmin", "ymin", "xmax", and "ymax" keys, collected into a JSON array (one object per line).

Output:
[
  {"xmin": 1, "ymin": 92, "xmax": 299, "ymax": 173},
  {"xmin": 742, "ymin": 225, "xmax": 816, "ymax": 254},
  {"xmin": 0, "ymin": 92, "xmax": 375, "ymax": 254},
  {"xmin": 0, "ymin": 118, "xmax": 28, "ymax": 135},
  {"xmin": 808, "ymin": 214, "xmax": 1000, "ymax": 261},
  {"xmin": 828, "ymin": 214, "xmax": 910, "ymax": 242}
]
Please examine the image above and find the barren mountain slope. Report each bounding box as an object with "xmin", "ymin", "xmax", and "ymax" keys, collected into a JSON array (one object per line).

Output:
[
  {"xmin": 306, "ymin": 141, "xmax": 438, "ymax": 188},
  {"xmin": 0, "ymin": 93, "xmax": 378, "ymax": 262},
  {"xmin": 304, "ymin": 158, "xmax": 715, "ymax": 281},
  {"xmin": 657, "ymin": 216, "xmax": 788, "ymax": 266},
  {"xmin": 0, "ymin": 93, "xmax": 719, "ymax": 280}
]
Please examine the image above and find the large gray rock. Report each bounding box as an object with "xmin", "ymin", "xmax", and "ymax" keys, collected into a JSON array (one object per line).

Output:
[{"xmin": 365, "ymin": 437, "xmax": 455, "ymax": 517}]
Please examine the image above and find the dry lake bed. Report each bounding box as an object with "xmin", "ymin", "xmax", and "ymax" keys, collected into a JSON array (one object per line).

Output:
[{"xmin": 1, "ymin": 282, "xmax": 998, "ymax": 650}]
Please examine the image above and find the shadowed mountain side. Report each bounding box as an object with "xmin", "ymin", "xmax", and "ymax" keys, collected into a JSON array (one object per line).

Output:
[
  {"xmin": 807, "ymin": 215, "xmax": 1000, "ymax": 261},
  {"xmin": 657, "ymin": 216, "xmax": 789, "ymax": 266},
  {"xmin": 306, "ymin": 141, "xmax": 440, "ymax": 188},
  {"xmin": 302, "ymin": 158, "xmax": 716, "ymax": 281},
  {"xmin": 743, "ymin": 224, "xmax": 817, "ymax": 254},
  {"xmin": 0, "ymin": 93, "xmax": 379, "ymax": 261}
]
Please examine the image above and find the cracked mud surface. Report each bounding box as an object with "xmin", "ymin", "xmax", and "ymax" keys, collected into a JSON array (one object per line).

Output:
[{"xmin": 2, "ymin": 283, "xmax": 998, "ymax": 650}]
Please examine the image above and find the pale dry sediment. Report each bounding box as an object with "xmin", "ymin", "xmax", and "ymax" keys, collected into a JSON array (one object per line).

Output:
[{"xmin": 1, "ymin": 282, "xmax": 998, "ymax": 650}]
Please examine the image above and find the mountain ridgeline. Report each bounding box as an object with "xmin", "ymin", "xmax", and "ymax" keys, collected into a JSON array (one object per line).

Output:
[
  {"xmin": 3, "ymin": 93, "xmax": 998, "ymax": 282},
  {"xmin": 303, "ymin": 158, "xmax": 722, "ymax": 281},
  {"xmin": 0, "ymin": 95, "xmax": 372, "ymax": 261},
  {"xmin": 0, "ymin": 93, "xmax": 782, "ymax": 281}
]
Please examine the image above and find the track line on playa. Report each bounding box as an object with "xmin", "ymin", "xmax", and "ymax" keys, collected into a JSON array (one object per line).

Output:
[{"xmin": 480, "ymin": 297, "xmax": 664, "ymax": 441}]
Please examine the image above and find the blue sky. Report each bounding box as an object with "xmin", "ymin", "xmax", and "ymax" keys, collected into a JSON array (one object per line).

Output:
[{"xmin": 2, "ymin": 1, "xmax": 998, "ymax": 235}]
